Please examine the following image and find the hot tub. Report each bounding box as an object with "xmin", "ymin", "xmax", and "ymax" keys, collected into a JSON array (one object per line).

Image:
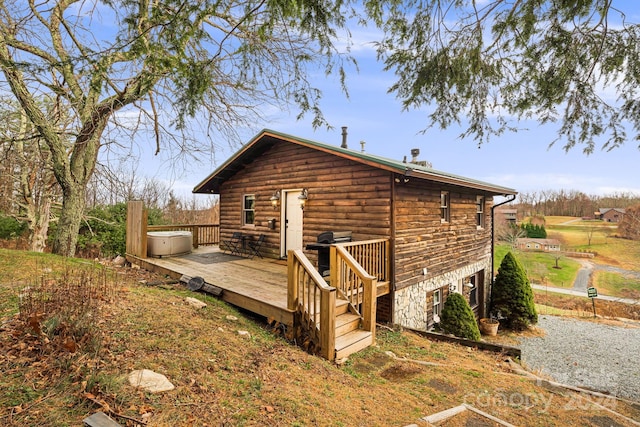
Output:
[{"xmin": 147, "ymin": 231, "xmax": 193, "ymax": 257}]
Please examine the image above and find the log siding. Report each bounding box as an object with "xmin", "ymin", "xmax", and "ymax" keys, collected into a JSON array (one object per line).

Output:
[
  {"xmin": 219, "ymin": 141, "xmax": 392, "ymax": 260},
  {"xmin": 393, "ymin": 181, "xmax": 494, "ymax": 292}
]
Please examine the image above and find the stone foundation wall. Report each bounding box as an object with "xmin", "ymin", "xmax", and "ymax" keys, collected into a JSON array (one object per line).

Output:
[{"xmin": 394, "ymin": 259, "xmax": 492, "ymax": 330}]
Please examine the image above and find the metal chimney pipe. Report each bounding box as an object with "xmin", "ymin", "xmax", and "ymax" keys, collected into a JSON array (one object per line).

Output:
[
  {"xmin": 411, "ymin": 148, "xmax": 420, "ymax": 162},
  {"xmin": 341, "ymin": 126, "xmax": 348, "ymax": 148}
]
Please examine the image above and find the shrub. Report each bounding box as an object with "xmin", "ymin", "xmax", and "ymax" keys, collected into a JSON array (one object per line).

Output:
[
  {"xmin": 0, "ymin": 213, "xmax": 27, "ymax": 239},
  {"xmin": 77, "ymin": 203, "xmax": 127, "ymax": 257},
  {"xmin": 439, "ymin": 292, "xmax": 481, "ymax": 341},
  {"xmin": 490, "ymin": 251, "xmax": 538, "ymax": 331},
  {"xmin": 75, "ymin": 203, "xmax": 167, "ymax": 258},
  {"xmin": 520, "ymin": 222, "xmax": 547, "ymax": 238}
]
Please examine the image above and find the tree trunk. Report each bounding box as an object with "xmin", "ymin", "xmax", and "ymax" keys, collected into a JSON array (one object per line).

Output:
[
  {"xmin": 30, "ymin": 198, "xmax": 51, "ymax": 252},
  {"xmin": 52, "ymin": 184, "xmax": 86, "ymax": 257}
]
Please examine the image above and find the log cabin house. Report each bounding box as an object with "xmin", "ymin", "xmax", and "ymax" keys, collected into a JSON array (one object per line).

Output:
[{"xmin": 193, "ymin": 129, "xmax": 517, "ymax": 336}]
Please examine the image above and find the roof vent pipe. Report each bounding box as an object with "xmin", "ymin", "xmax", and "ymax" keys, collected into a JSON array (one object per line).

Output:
[
  {"xmin": 411, "ymin": 148, "xmax": 420, "ymax": 162},
  {"xmin": 341, "ymin": 126, "xmax": 348, "ymax": 149}
]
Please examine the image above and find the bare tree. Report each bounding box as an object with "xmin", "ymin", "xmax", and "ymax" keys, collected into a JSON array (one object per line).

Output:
[
  {"xmin": 0, "ymin": 100, "xmax": 61, "ymax": 251},
  {"xmin": 618, "ymin": 204, "xmax": 640, "ymax": 241},
  {"xmin": 0, "ymin": 0, "xmax": 355, "ymax": 256}
]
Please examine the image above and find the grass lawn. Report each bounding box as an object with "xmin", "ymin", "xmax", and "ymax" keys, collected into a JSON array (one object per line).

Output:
[
  {"xmin": 497, "ymin": 217, "xmax": 640, "ymax": 297},
  {"xmin": 594, "ymin": 271, "xmax": 640, "ymax": 299},
  {"xmin": 2, "ymin": 249, "xmax": 639, "ymax": 426},
  {"xmin": 494, "ymin": 244, "xmax": 581, "ymax": 288}
]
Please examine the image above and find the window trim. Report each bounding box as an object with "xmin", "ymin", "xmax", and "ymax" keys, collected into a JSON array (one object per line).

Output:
[
  {"xmin": 440, "ymin": 191, "xmax": 450, "ymax": 223},
  {"xmin": 476, "ymin": 195, "xmax": 485, "ymax": 229},
  {"xmin": 433, "ymin": 289, "xmax": 441, "ymax": 317},
  {"xmin": 468, "ymin": 275, "xmax": 478, "ymax": 309},
  {"xmin": 242, "ymin": 194, "xmax": 256, "ymax": 226}
]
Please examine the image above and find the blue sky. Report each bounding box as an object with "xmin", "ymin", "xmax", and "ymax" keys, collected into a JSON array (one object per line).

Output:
[{"xmin": 135, "ymin": 4, "xmax": 640, "ymax": 200}]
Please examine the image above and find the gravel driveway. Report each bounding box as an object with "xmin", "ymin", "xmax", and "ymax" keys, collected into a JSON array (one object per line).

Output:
[{"xmin": 519, "ymin": 316, "xmax": 640, "ymax": 401}]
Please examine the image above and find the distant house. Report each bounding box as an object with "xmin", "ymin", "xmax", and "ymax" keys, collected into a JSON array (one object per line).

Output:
[
  {"xmin": 597, "ymin": 208, "xmax": 626, "ymax": 223},
  {"xmin": 495, "ymin": 207, "xmax": 517, "ymax": 224},
  {"xmin": 193, "ymin": 129, "xmax": 517, "ymax": 333},
  {"xmin": 516, "ymin": 238, "xmax": 561, "ymax": 252}
]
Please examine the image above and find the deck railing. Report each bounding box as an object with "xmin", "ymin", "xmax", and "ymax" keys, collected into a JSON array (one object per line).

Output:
[
  {"xmin": 287, "ymin": 249, "xmax": 336, "ymax": 361},
  {"xmin": 337, "ymin": 239, "xmax": 390, "ymax": 283},
  {"xmin": 330, "ymin": 244, "xmax": 378, "ymax": 339},
  {"xmin": 147, "ymin": 224, "xmax": 220, "ymax": 248}
]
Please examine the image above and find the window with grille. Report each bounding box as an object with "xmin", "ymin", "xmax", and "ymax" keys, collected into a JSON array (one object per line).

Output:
[
  {"xmin": 440, "ymin": 191, "xmax": 450, "ymax": 223},
  {"xmin": 476, "ymin": 196, "xmax": 485, "ymax": 228},
  {"xmin": 243, "ymin": 194, "xmax": 255, "ymax": 226}
]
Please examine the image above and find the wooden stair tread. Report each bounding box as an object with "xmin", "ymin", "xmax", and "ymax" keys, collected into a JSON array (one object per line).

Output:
[
  {"xmin": 335, "ymin": 312, "xmax": 360, "ymax": 328},
  {"xmin": 335, "ymin": 329, "xmax": 372, "ymax": 351},
  {"xmin": 335, "ymin": 330, "xmax": 373, "ymax": 360},
  {"xmin": 334, "ymin": 312, "xmax": 361, "ymax": 336}
]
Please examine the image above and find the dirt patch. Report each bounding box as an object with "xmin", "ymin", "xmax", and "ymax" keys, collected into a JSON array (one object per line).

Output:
[
  {"xmin": 587, "ymin": 415, "xmax": 626, "ymax": 427},
  {"xmin": 379, "ymin": 362, "xmax": 423, "ymax": 382},
  {"xmin": 428, "ymin": 378, "xmax": 458, "ymax": 395},
  {"xmin": 351, "ymin": 352, "xmax": 392, "ymax": 376},
  {"xmin": 368, "ymin": 352, "xmax": 392, "ymax": 368}
]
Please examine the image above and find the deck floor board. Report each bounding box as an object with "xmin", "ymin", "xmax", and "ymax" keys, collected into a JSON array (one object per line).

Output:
[{"xmin": 128, "ymin": 246, "xmax": 293, "ymax": 323}]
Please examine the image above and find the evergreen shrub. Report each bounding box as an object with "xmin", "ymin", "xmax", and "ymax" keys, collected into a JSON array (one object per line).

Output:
[
  {"xmin": 490, "ymin": 251, "xmax": 538, "ymax": 331},
  {"xmin": 0, "ymin": 213, "xmax": 27, "ymax": 239},
  {"xmin": 439, "ymin": 292, "xmax": 481, "ymax": 341}
]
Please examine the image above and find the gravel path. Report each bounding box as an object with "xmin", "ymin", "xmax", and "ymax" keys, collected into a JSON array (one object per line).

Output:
[{"xmin": 519, "ymin": 315, "xmax": 640, "ymax": 401}]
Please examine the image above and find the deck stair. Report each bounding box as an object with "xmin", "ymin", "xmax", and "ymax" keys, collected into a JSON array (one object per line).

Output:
[
  {"xmin": 332, "ymin": 298, "xmax": 373, "ymax": 360},
  {"xmin": 288, "ymin": 239, "xmax": 389, "ymax": 361}
]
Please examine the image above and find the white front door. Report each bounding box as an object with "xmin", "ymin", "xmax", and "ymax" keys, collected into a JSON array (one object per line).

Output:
[{"xmin": 283, "ymin": 190, "xmax": 304, "ymax": 257}]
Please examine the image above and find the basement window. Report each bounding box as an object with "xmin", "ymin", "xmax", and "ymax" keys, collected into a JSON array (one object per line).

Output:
[
  {"xmin": 243, "ymin": 194, "xmax": 255, "ymax": 226},
  {"xmin": 468, "ymin": 275, "xmax": 478, "ymax": 308},
  {"xmin": 433, "ymin": 289, "xmax": 442, "ymax": 318}
]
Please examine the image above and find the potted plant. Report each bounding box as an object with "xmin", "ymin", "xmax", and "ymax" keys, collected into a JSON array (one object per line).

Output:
[{"xmin": 479, "ymin": 317, "xmax": 499, "ymax": 336}]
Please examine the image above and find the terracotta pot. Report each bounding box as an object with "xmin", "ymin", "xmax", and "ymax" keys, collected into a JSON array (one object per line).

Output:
[{"xmin": 479, "ymin": 318, "xmax": 499, "ymax": 336}]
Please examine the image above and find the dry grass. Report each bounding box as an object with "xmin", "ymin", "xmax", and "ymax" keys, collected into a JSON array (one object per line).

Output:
[
  {"xmin": 1, "ymin": 248, "xmax": 640, "ymax": 426},
  {"xmin": 534, "ymin": 291, "xmax": 640, "ymax": 321}
]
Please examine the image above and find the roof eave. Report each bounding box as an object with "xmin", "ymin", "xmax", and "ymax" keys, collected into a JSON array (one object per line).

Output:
[{"xmin": 407, "ymin": 169, "xmax": 517, "ymax": 195}]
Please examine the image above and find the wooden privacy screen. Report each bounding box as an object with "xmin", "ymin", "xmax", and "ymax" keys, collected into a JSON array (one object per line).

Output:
[{"xmin": 126, "ymin": 201, "xmax": 148, "ymax": 258}]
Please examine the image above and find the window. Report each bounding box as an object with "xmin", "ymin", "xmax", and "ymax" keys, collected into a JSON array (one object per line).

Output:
[
  {"xmin": 243, "ymin": 194, "xmax": 255, "ymax": 226},
  {"xmin": 433, "ymin": 289, "xmax": 442, "ymax": 319},
  {"xmin": 440, "ymin": 191, "xmax": 450, "ymax": 223},
  {"xmin": 468, "ymin": 275, "xmax": 478, "ymax": 308},
  {"xmin": 476, "ymin": 196, "xmax": 485, "ymax": 228}
]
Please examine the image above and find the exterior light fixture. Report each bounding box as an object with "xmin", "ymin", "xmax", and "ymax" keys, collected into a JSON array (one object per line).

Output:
[
  {"xmin": 270, "ymin": 190, "xmax": 280, "ymax": 210},
  {"xmin": 298, "ymin": 188, "xmax": 308, "ymax": 210}
]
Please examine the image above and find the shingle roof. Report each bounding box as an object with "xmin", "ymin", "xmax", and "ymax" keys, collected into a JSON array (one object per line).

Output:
[{"xmin": 193, "ymin": 129, "xmax": 518, "ymax": 195}]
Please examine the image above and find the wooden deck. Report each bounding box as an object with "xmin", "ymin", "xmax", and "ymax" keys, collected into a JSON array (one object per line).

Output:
[{"xmin": 127, "ymin": 246, "xmax": 295, "ymax": 325}]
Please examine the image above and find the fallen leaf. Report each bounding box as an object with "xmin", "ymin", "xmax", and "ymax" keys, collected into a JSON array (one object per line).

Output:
[{"xmin": 63, "ymin": 337, "xmax": 77, "ymax": 353}]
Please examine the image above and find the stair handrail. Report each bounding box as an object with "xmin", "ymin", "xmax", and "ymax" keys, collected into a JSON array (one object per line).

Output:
[
  {"xmin": 287, "ymin": 249, "xmax": 337, "ymax": 361},
  {"xmin": 330, "ymin": 245, "xmax": 377, "ymax": 340}
]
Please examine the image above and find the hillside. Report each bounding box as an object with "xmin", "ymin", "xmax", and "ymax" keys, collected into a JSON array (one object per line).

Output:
[{"xmin": 1, "ymin": 249, "xmax": 639, "ymax": 426}]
